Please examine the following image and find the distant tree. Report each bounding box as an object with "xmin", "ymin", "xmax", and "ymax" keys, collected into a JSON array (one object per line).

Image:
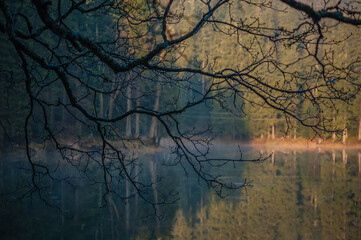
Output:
[{"xmin": 0, "ymin": 0, "xmax": 360, "ymax": 212}]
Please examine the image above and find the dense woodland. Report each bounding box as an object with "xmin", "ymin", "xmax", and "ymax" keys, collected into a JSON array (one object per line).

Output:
[
  {"xmin": 1, "ymin": 0, "xmax": 360, "ymax": 150},
  {"xmin": 176, "ymin": 1, "xmax": 361, "ymax": 142}
]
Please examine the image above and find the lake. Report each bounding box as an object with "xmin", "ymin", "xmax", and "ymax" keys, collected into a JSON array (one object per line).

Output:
[{"xmin": 0, "ymin": 144, "xmax": 360, "ymax": 240}]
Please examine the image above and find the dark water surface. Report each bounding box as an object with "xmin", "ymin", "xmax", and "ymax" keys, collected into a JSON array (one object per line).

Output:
[{"xmin": 0, "ymin": 145, "xmax": 360, "ymax": 240}]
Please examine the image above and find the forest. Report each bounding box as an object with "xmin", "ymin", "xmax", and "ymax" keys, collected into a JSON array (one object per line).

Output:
[
  {"xmin": 0, "ymin": 0, "xmax": 361, "ymax": 149},
  {"xmin": 0, "ymin": 0, "xmax": 361, "ymax": 223}
]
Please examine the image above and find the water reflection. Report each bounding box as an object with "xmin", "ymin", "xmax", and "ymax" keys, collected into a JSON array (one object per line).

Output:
[
  {"xmin": 171, "ymin": 148, "xmax": 361, "ymax": 240},
  {"xmin": 0, "ymin": 147, "xmax": 360, "ymax": 240}
]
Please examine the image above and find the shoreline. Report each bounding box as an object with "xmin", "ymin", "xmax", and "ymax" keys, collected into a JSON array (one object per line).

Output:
[
  {"xmin": 211, "ymin": 137, "xmax": 361, "ymax": 151},
  {"xmin": 3, "ymin": 137, "xmax": 361, "ymax": 154}
]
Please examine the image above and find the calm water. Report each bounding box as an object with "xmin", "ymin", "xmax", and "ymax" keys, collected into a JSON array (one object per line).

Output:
[{"xmin": 0, "ymin": 145, "xmax": 360, "ymax": 240}]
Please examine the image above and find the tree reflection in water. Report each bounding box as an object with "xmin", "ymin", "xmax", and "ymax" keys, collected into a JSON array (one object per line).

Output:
[
  {"xmin": 0, "ymin": 147, "xmax": 360, "ymax": 240},
  {"xmin": 171, "ymin": 148, "xmax": 361, "ymax": 240}
]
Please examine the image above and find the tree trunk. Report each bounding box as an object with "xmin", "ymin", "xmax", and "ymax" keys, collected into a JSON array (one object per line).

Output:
[
  {"xmin": 293, "ymin": 124, "xmax": 296, "ymax": 140},
  {"xmin": 125, "ymin": 85, "xmax": 132, "ymax": 136},
  {"xmin": 149, "ymin": 49, "xmax": 165, "ymax": 143},
  {"xmin": 271, "ymin": 124, "xmax": 275, "ymax": 140},
  {"xmin": 61, "ymin": 89, "xmax": 67, "ymax": 130},
  {"xmin": 109, "ymin": 13, "xmax": 125, "ymax": 120},
  {"xmin": 108, "ymin": 80, "xmax": 121, "ymax": 119},
  {"xmin": 342, "ymin": 126, "xmax": 347, "ymax": 144},
  {"xmin": 96, "ymin": 21, "xmax": 104, "ymax": 119},
  {"xmin": 135, "ymin": 164, "xmax": 139, "ymax": 218},
  {"xmin": 149, "ymin": 80, "xmax": 161, "ymax": 142},
  {"xmin": 135, "ymin": 85, "xmax": 140, "ymax": 137}
]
